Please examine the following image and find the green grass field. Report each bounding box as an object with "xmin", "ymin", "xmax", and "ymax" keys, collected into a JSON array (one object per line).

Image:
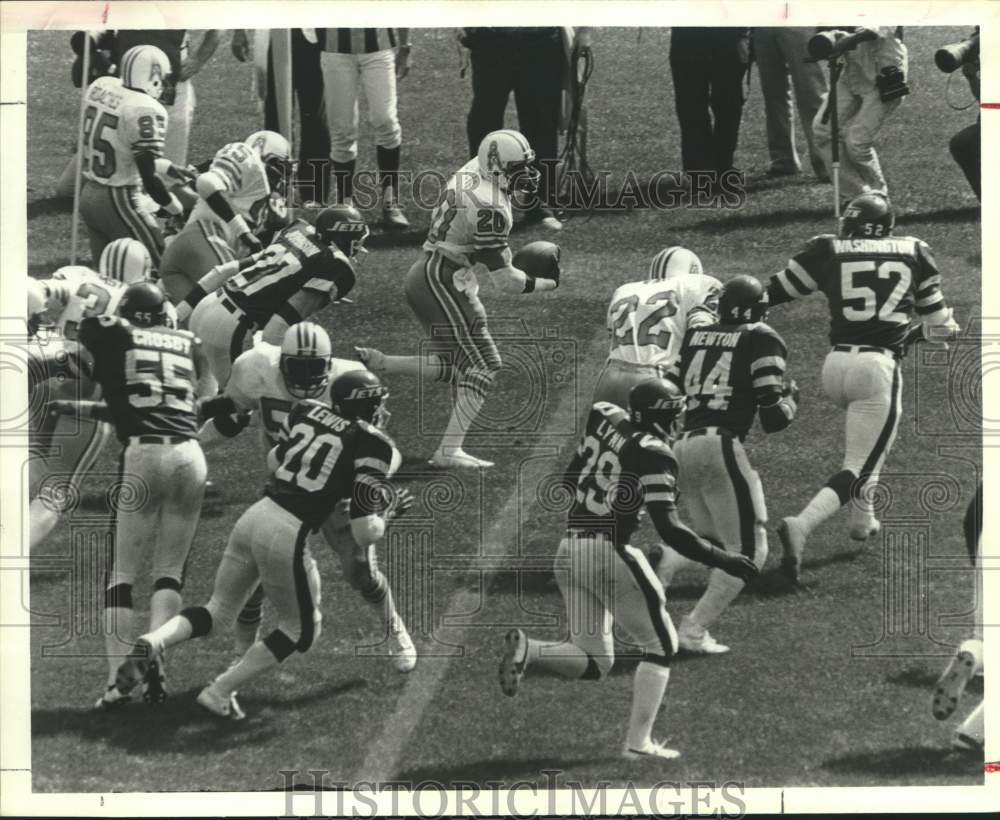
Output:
[{"xmin": 24, "ymin": 27, "xmax": 983, "ymax": 792}]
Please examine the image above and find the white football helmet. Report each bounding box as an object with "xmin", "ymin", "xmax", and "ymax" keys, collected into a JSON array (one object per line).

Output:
[
  {"xmin": 648, "ymin": 246, "xmax": 703, "ymax": 280},
  {"xmin": 99, "ymin": 238, "xmax": 153, "ymax": 284},
  {"xmin": 476, "ymin": 129, "xmax": 540, "ymax": 195},
  {"xmin": 119, "ymin": 45, "xmax": 171, "ymax": 100},
  {"xmin": 245, "ymin": 130, "xmax": 292, "ymax": 163},
  {"xmin": 280, "ymin": 322, "xmax": 332, "ymax": 399}
]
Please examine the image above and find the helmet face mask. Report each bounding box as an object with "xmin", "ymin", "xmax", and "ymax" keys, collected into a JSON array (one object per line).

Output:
[
  {"xmin": 280, "ymin": 322, "xmax": 332, "ymax": 399},
  {"xmin": 315, "ymin": 205, "xmax": 370, "ymax": 261},
  {"xmin": 246, "ymin": 131, "xmax": 295, "ymax": 195},
  {"xmin": 628, "ymin": 379, "xmax": 685, "ymax": 441}
]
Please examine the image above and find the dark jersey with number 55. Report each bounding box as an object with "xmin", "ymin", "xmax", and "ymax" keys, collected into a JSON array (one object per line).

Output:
[
  {"xmin": 264, "ymin": 399, "xmax": 400, "ymax": 530},
  {"xmin": 666, "ymin": 322, "xmax": 788, "ymax": 439},
  {"xmin": 78, "ymin": 316, "xmax": 201, "ymax": 441},
  {"xmin": 565, "ymin": 402, "xmax": 679, "ymax": 548},
  {"xmin": 222, "ymin": 219, "xmax": 356, "ymax": 328},
  {"xmin": 766, "ymin": 234, "xmax": 945, "ymax": 354}
]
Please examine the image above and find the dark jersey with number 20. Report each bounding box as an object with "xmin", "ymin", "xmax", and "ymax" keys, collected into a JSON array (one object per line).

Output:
[
  {"xmin": 565, "ymin": 402, "xmax": 679, "ymax": 548},
  {"xmin": 667, "ymin": 321, "xmax": 788, "ymax": 439},
  {"xmin": 767, "ymin": 234, "xmax": 945, "ymax": 354},
  {"xmin": 265, "ymin": 399, "xmax": 399, "ymax": 530},
  {"xmin": 78, "ymin": 315, "xmax": 201, "ymax": 441}
]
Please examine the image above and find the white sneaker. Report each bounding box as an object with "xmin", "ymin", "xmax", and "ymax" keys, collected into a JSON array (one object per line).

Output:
[
  {"xmin": 196, "ymin": 684, "xmax": 245, "ymax": 721},
  {"xmin": 429, "ymin": 448, "xmax": 494, "ymax": 469},
  {"xmin": 932, "ymin": 650, "xmax": 977, "ymax": 720},
  {"xmin": 498, "ymin": 628, "xmax": 528, "ymax": 697},
  {"xmin": 678, "ymin": 628, "xmax": 730, "ymax": 655},
  {"xmin": 777, "ymin": 517, "xmax": 807, "ymax": 583},
  {"xmin": 850, "ymin": 519, "xmax": 881, "ymax": 542},
  {"xmin": 389, "ymin": 625, "xmax": 417, "ymax": 673},
  {"xmin": 623, "ymin": 739, "xmax": 681, "ymax": 760},
  {"xmin": 354, "ymin": 346, "xmax": 386, "ymax": 371}
]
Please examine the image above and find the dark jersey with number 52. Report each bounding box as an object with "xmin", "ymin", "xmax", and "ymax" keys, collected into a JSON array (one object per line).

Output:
[
  {"xmin": 265, "ymin": 399, "xmax": 400, "ymax": 530},
  {"xmin": 565, "ymin": 402, "xmax": 679, "ymax": 548},
  {"xmin": 223, "ymin": 219, "xmax": 356, "ymax": 328},
  {"xmin": 78, "ymin": 316, "xmax": 201, "ymax": 441},
  {"xmin": 666, "ymin": 321, "xmax": 788, "ymax": 439},
  {"xmin": 766, "ymin": 234, "xmax": 945, "ymax": 354}
]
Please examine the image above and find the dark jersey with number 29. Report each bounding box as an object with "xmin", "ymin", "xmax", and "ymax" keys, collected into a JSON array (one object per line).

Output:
[
  {"xmin": 223, "ymin": 219, "xmax": 357, "ymax": 328},
  {"xmin": 767, "ymin": 234, "xmax": 945, "ymax": 354},
  {"xmin": 565, "ymin": 402, "xmax": 679, "ymax": 548},
  {"xmin": 667, "ymin": 321, "xmax": 788, "ymax": 439},
  {"xmin": 265, "ymin": 399, "xmax": 400, "ymax": 530},
  {"xmin": 78, "ymin": 315, "xmax": 201, "ymax": 442}
]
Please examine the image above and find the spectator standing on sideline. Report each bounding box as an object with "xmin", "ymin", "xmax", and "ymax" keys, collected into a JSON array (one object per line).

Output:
[
  {"xmin": 948, "ymin": 29, "xmax": 980, "ymax": 201},
  {"xmin": 318, "ymin": 28, "xmax": 410, "ymax": 229},
  {"xmin": 232, "ymin": 29, "xmax": 332, "ymax": 204},
  {"xmin": 811, "ymin": 27, "xmax": 908, "ymax": 202},
  {"xmin": 461, "ymin": 27, "xmax": 590, "ymax": 231},
  {"xmin": 669, "ymin": 28, "xmax": 751, "ymax": 182},
  {"xmin": 752, "ymin": 27, "xmax": 829, "ymax": 179}
]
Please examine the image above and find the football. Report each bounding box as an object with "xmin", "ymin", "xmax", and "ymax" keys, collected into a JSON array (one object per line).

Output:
[{"xmin": 513, "ymin": 240, "xmax": 561, "ymax": 282}]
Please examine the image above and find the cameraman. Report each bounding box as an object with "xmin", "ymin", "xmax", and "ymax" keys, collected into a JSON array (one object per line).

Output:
[
  {"xmin": 947, "ymin": 29, "xmax": 980, "ymax": 200},
  {"xmin": 812, "ymin": 26, "xmax": 908, "ymax": 202}
]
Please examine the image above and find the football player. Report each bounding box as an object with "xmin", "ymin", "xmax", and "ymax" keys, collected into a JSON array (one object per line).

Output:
[
  {"xmin": 766, "ymin": 192, "xmax": 960, "ymax": 582},
  {"xmin": 176, "ymin": 205, "xmax": 362, "ymax": 394},
  {"xmin": 46, "ymin": 282, "xmax": 212, "ymax": 707},
  {"xmin": 932, "ymin": 483, "xmax": 983, "ymax": 752},
  {"xmin": 198, "ymin": 322, "xmax": 417, "ymax": 672},
  {"xmin": 498, "ymin": 380, "xmax": 758, "ymax": 759},
  {"xmin": 594, "ymin": 245, "xmax": 722, "ymax": 407},
  {"xmin": 159, "ymin": 130, "xmax": 293, "ymax": 304},
  {"xmin": 98, "ymin": 237, "xmax": 153, "ymax": 283},
  {"xmin": 356, "ymin": 129, "xmax": 559, "ymax": 469},
  {"xmin": 78, "ymin": 45, "xmax": 195, "ymax": 267},
  {"xmin": 114, "ymin": 370, "xmax": 409, "ymax": 720},
  {"xmin": 27, "ymin": 263, "xmax": 147, "ymax": 550},
  {"xmin": 660, "ymin": 275, "xmax": 798, "ymax": 653}
]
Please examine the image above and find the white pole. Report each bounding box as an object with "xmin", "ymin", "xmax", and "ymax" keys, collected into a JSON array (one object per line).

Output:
[{"xmin": 70, "ymin": 34, "xmax": 91, "ymax": 265}]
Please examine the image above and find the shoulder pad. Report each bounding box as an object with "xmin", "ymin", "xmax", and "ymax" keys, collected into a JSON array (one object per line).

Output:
[
  {"xmin": 637, "ymin": 434, "xmax": 675, "ymax": 459},
  {"xmin": 591, "ymin": 401, "xmax": 625, "ymax": 418}
]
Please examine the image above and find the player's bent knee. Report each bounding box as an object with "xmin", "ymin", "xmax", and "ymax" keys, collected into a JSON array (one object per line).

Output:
[
  {"xmin": 581, "ymin": 653, "xmax": 615, "ymax": 680},
  {"xmin": 181, "ymin": 605, "xmax": 214, "ymax": 638},
  {"xmin": 104, "ymin": 583, "xmax": 133, "ymax": 609}
]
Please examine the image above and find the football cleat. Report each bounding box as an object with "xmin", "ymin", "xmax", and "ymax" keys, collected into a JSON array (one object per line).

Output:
[
  {"xmin": 677, "ymin": 627, "xmax": 730, "ymax": 655},
  {"xmin": 142, "ymin": 658, "xmax": 168, "ymax": 704},
  {"xmin": 849, "ymin": 519, "xmax": 882, "ymax": 542},
  {"xmin": 430, "ymin": 448, "xmax": 495, "ymax": 470},
  {"xmin": 382, "ymin": 202, "xmax": 410, "ymax": 231},
  {"xmin": 777, "ymin": 517, "xmax": 807, "ymax": 583},
  {"xmin": 389, "ymin": 625, "xmax": 418, "ymax": 673},
  {"xmin": 498, "ymin": 628, "xmax": 528, "ymax": 697},
  {"xmin": 114, "ymin": 638, "xmax": 156, "ymax": 697},
  {"xmin": 95, "ymin": 685, "xmax": 135, "ymax": 710},
  {"xmin": 932, "ymin": 650, "xmax": 977, "ymax": 720},
  {"xmin": 623, "ymin": 740, "xmax": 681, "ymax": 760},
  {"xmin": 197, "ymin": 684, "xmax": 246, "ymax": 720}
]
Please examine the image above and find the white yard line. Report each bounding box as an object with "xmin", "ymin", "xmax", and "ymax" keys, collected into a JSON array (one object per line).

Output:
[{"xmin": 356, "ymin": 337, "xmax": 604, "ymax": 784}]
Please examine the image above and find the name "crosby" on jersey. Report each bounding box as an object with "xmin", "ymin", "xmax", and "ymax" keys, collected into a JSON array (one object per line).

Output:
[
  {"xmin": 133, "ymin": 329, "xmax": 192, "ymax": 354},
  {"xmin": 688, "ymin": 330, "xmax": 742, "ymax": 348}
]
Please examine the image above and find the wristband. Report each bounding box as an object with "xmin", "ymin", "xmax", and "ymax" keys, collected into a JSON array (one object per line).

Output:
[
  {"xmin": 164, "ymin": 194, "xmax": 184, "ymax": 216},
  {"xmin": 154, "ymin": 157, "xmax": 173, "ymax": 176},
  {"xmin": 228, "ymin": 214, "xmax": 250, "ymax": 236},
  {"xmin": 522, "ymin": 275, "xmax": 536, "ymax": 294}
]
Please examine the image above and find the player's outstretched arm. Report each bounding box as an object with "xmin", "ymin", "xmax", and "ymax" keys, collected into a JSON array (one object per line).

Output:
[
  {"xmin": 176, "ymin": 259, "xmax": 242, "ymax": 323},
  {"xmin": 46, "ymin": 399, "xmax": 112, "ymax": 423},
  {"xmin": 134, "ymin": 151, "xmax": 184, "ymax": 217},
  {"xmin": 647, "ymin": 502, "xmax": 758, "ymax": 583},
  {"xmin": 195, "ymin": 170, "xmax": 261, "ymax": 253}
]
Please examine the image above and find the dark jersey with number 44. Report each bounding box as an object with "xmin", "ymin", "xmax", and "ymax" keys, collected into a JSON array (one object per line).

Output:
[
  {"xmin": 78, "ymin": 316, "xmax": 201, "ymax": 441},
  {"xmin": 565, "ymin": 402, "xmax": 679, "ymax": 548},
  {"xmin": 265, "ymin": 399, "xmax": 400, "ymax": 530},
  {"xmin": 667, "ymin": 321, "xmax": 788, "ymax": 439},
  {"xmin": 767, "ymin": 234, "xmax": 945, "ymax": 354},
  {"xmin": 223, "ymin": 219, "xmax": 356, "ymax": 328}
]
